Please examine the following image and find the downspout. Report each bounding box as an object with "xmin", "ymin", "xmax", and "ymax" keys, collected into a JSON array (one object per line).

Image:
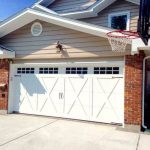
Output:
[{"xmin": 142, "ymin": 56, "xmax": 150, "ymax": 129}]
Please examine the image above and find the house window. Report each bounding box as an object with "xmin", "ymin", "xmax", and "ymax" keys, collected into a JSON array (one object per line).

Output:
[
  {"xmin": 108, "ymin": 12, "xmax": 130, "ymax": 30},
  {"xmin": 39, "ymin": 68, "xmax": 58, "ymax": 74},
  {"xmin": 66, "ymin": 67, "xmax": 88, "ymax": 74},
  {"xmin": 31, "ymin": 22, "xmax": 43, "ymax": 36},
  {"xmin": 17, "ymin": 68, "xmax": 35, "ymax": 74},
  {"xmin": 94, "ymin": 67, "xmax": 119, "ymax": 74}
]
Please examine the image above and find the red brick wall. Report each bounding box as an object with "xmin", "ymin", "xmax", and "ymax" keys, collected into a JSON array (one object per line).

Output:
[
  {"xmin": 125, "ymin": 51, "xmax": 145, "ymax": 125},
  {"xmin": 0, "ymin": 59, "xmax": 9, "ymax": 111}
]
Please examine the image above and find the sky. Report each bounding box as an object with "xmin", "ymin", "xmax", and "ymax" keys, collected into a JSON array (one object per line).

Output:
[{"xmin": 0, "ymin": 0, "xmax": 38, "ymax": 21}]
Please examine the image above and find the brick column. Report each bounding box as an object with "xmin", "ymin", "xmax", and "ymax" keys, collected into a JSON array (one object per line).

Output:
[
  {"xmin": 125, "ymin": 51, "xmax": 145, "ymax": 125},
  {"xmin": 0, "ymin": 59, "xmax": 9, "ymax": 114}
]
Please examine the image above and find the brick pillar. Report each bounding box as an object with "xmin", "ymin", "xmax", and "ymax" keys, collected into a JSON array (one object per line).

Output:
[
  {"xmin": 0, "ymin": 59, "xmax": 9, "ymax": 114},
  {"xmin": 125, "ymin": 51, "xmax": 145, "ymax": 125}
]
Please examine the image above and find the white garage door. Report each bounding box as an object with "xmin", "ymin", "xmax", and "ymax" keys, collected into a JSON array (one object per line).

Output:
[{"xmin": 11, "ymin": 63, "xmax": 124, "ymax": 124}]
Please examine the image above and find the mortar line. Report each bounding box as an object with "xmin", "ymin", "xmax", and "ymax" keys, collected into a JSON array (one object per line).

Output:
[{"xmin": 0, "ymin": 119, "xmax": 60, "ymax": 147}]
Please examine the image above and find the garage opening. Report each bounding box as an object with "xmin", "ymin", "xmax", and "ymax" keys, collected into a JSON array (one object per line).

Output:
[{"xmin": 9, "ymin": 62, "xmax": 124, "ymax": 125}]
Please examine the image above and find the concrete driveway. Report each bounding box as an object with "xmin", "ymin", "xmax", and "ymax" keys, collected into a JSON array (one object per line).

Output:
[{"xmin": 0, "ymin": 114, "xmax": 149, "ymax": 150}]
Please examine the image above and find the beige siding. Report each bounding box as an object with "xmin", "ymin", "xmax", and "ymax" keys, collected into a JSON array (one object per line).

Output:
[
  {"xmin": 48, "ymin": 0, "xmax": 96, "ymax": 13},
  {"xmin": 81, "ymin": 0, "xmax": 139, "ymax": 31},
  {"xmin": 14, "ymin": 57, "xmax": 124, "ymax": 64},
  {"xmin": 0, "ymin": 21, "xmax": 130, "ymax": 60}
]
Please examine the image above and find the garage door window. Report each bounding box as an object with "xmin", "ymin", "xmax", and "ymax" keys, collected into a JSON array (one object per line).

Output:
[
  {"xmin": 17, "ymin": 68, "xmax": 35, "ymax": 74},
  {"xmin": 66, "ymin": 67, "xmax": 88, "ymax": 74},
  {"xmin": 94, "ymin": 67, "xmax": 119, "ymax": 74},
  {"xmin": 39, "ymin": 68, "xmax": 58, "ymax": 74}
]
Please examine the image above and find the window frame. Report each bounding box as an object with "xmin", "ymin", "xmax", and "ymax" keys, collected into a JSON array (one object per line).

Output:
[
  {"xmin": 94, "ymin": 67, "xmax": 120, "ymax": 75},
  {"xmin": 65, "ymin": 67, "xmax": 88, "ymax": 75},
  {"xmin": 17, "ymin": 68, "xmax": 35, "ymax": 74},
  {"xmin": 31, "ymin": 22, "xmax": 43, "ymax": 37},
  {"xmin": 108, "ymin": 11, "xmax": 130, "ymax": 30},
  {"xmin": 39, "ymin": 67, "xmax": 59, "ymax": 74}
]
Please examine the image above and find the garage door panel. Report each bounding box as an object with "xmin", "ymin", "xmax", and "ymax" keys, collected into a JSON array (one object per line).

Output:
[
  {"xmin": 14, "ymin": 75, "xmax": 38, "ymax": 113},
  {"xmin": 37, "ymin": 76, "xmax": 64, "ymax": 116},
  {"xmin": 109, "ymin": 95, "xmax": 124, "ymax": 109},
  {"xmin": 37, "ymin": 93, "xmax": 58, "ymax": 115},
  {"xmin": 96, "ymin": 78, "xmax": 120, "ymax": 93},
  {"xmin": 14, "ymin": 77, "xmax": 21, "ymax": 111},
  {"xmin": 18, "ymin": 95, "xmax": 35, "ymax": 113},
  {"xmin": 92, "ymin": 107, "xmax": 122, "ymax": 123},
  {"xmin": 65, "ymin": 77, "xmax": 90, "ymax": 120},
  {"xmin": 111, "ymin": 79, "xmax": 124, "ymax": 93},
  {"xmin": 65, "ymin": 103, "xmax": 90, "ymax": 120},
  {"xmin": 12, "ymin": 63, "xmax": 124, "ymax": 125},
  {"xmin": 65, "ymin": 78, "xmax": 90, "ymax": 104},
  {"xmin": 66, "ymin": 77, "xmax": 89, "ymax": 93},
  {"xmin": 92, "ymin": 77, "xmax": 124, "ymax": 124}
]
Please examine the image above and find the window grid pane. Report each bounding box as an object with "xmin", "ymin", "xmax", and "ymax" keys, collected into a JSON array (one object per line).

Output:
[
  {"xmin": 66, "ymin": 67, "xmax": 88, "ymax": 74},
  {"xmin": 39, "ymin": 68, "xmax": 58, "ymax": 74},
  {"xmin": 111, "ymin": 15, "xmax": 127, "ymax": 30},
  {"xmin": 94, "ymin": 67, "xmax": 119, "ymax": 74},
  {"xmin": 17, "ymin": 68, "xmax": 35, "ymax": 74}
]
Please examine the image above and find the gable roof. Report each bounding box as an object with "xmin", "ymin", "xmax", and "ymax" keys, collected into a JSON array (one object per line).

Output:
[
  {"xmin": 35, "ymin": 0, "xmax": 55, "ymax": 6},
  {"xmin": 47, "ymin": 0, "xmax": 97, "ymax": 14},
  {"xmin": 34, "ymin": 0, "xmax": 140, "ymax": 19},
  {"xmin": 0, "ymin": 8, "xmax": 112, "ymax": 39},
  {"xmin": 38, "ymin": 0, "xmax": 140, "ymax": 6},
  {"xmin": 0, "ymin": 8, "xmax": 145, "ymax": 54}
]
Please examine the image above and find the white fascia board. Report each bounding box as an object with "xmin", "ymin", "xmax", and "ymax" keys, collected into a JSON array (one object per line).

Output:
[
  {"xmin": 93, "ymin": 0, "xmax": 116, "ymax": 14},
  {"xmin": 0, "ymin": 49, "xmax": 3, "ymax": 55},
  {"xmin": 126, "ymin": 0, "xmax": 140, "ymax": 5},
  {"xmin": 29, "ymin": 9, "xmax": 111, "ymax": 38},
  {"xmin": 59, "ymin": 0, "xmax": 139, "ymax": 19},
  {"xmin": 0, "ymin": 10, "xmax": 37, "ymax": 38},
  {"xmin": 60, "ymin": 0, "xmax": 117, "ymax": 19},
  {"xmin": 32, "ymin": 0, "xmax": 55, "ymax": 8},
  {"xmin": 59, "ymin": 10, "xmax": 97, "ymax": 19},
  {"xmin": 0, "ymin": 9, "xmax": 112, "ymax": 38},
  {"xmin": 33, "ymin": 4, "xmax": 57, "ymax": 14},
  {"xmin": 31, "ymin": 0, "xmax": 43, "ymax": 8},
  {"xmin": 41, "ymin": 0, "xmax": 55, "ymax": 6},
  {"xmin": 131, "ymin": 38, "xmax": 145, "ymax": 54},
  {"xmin": 0, "ymin": 49, "xmax": 15, "ymax": 59}
]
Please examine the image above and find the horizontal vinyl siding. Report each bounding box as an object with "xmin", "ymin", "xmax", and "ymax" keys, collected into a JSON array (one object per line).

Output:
[
  {"xmin": 0, "ymin": 21, "xmax": 130, "ymax": 60},
  {"xmin": 48, "ymin": 0, "xmax": 96, "ymax": 13},
  {"xmin": 81, "ymin": 0, "xmax": 139, "ymax": 31},
  {"xmin": 13, "ymin": 57, "xmax": 124, "ymax": 64}
]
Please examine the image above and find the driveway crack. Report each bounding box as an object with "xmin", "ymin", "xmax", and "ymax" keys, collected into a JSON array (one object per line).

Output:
[
  {"xmin": 0, "ymin": 119, "xmax": 60, "ymax": 147},
  {"xmin": 136, "ymin": 133, "xmax": 141, "ymax": 150}
]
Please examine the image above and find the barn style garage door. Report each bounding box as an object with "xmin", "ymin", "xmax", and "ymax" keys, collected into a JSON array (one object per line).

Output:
[{"xmin": 11, "ymin": 63, "xmax": 124, "ymax": 124}]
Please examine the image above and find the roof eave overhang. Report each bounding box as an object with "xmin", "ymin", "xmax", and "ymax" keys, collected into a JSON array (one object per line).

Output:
[
  {"xmin": 0, "ymin": 49, "xmax": 15, "ymax": 59},
  {"xmin": 31, "ymin": 0, "xmax": 55, "ymax": 8},
  {"xmin": 32, "ymin": 4, "xmax": 58, "ymax": 14},
  {"xmin": 57, "ymin": 0, "xmax": 139, "ymax": 19},
  {"xmin": 0, "ymin": 8, "xmax": 144, "ymax": 55},
  {"xmin": 131, "ymin": 38, "xmax": 146, "ymax": 55},
  {"xmin": 58, "ymin": 0, "xmax": 117, "ymax": 19},
  {"xmin": 126, "ymin": 0, "xmax": 140, "ymax": 5},
  {"xmin": 0, "ymin": 9, "xmax": 112, "ymax": 39}
]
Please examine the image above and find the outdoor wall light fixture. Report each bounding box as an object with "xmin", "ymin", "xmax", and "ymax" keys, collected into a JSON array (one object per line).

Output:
[{"xmin": 56, "ymin": 41, "xmax": 63, "ymax": 52}]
